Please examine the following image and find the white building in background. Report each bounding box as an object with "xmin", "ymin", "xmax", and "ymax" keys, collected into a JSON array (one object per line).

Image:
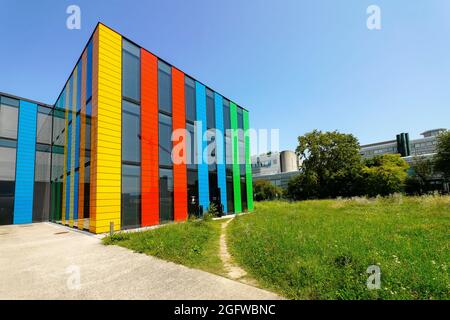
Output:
[
  {"xmin": 360, "ymin": 128, "xmax": 448, "ymax": 191},
  {"xmin": 251, "ymin": 150, "xmax": 301, "ymax": 189},
  {"xmin": 251, "ymin": 129, "xmax": 448, "ymax": 191},
  {"xmin": 360, "ymin": 128, "xmax": 446, "ymax": 161}
]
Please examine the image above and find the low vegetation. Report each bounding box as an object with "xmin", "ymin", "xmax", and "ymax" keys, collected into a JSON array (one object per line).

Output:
[
  {"xmin": 228, "ymin": 196, "xmax": 450, "ymax": 300},
  {"xmin": 103, "ymin": 218, "xmax": 225, "ymax": 276},
  {"xmin": 102, "ymin": 194, "xmax": 449, "ymax": 300},
  {"xmin": 253, "ymin": 180, "xmax": 283, "ymax": 201}
]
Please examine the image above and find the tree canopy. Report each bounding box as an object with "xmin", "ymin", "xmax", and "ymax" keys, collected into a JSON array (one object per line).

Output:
[
  {"xmin": 294, "ymin": 130, "xmax": 363, "ymax": 198},
  {"xmin": 434, "ymin": 130, "xmax": 450, "ymax": 180},
  {"xmin": 285, "ymin": 130, "xmax": 411, "ymax": 200},
  {"xmin": 362, "ymin": 154, "xmax": 409, "ymax": 197}
]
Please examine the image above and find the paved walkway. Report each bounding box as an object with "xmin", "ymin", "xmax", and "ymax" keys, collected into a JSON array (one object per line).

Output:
[{"xmin": 0, "ymin": 223, "xmax": 281, "ymax": 300}]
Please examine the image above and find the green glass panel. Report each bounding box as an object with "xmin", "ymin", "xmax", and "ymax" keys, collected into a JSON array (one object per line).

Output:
[
  {"xmin": 243, "ymin": 110, "xmax": 253, "ymax": 211},
  {"xmin": 230, "ymin": 102, "xmax": 242, "ymax": 213}
]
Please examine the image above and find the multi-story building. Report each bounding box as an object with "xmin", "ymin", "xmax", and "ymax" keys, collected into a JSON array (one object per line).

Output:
[
  {"xmin": 360, "ymin": 129, "xmax": 446, "ymax": 160},
  {"xmin": 0, "ymin": 23, "xmax": 253, "ymax": 233},
  {"xmin": 251, "ymin": 150, "xmax": 300, "ymax": 189},
  {"xmin": 360, "ymin": 128, "xmax": 448, "ymax": 191}
]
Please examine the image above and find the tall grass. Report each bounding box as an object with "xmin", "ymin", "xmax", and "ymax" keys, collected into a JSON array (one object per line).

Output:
[
  {"xmin": 103, "ymin": 219, "xmax": 225, "ymax": 276},
  {"xmin": 228, "ymin": 196, "xmax": 450, "ymax": 299}
]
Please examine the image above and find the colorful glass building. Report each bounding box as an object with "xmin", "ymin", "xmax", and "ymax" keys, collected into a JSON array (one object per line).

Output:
[{"xmin": 0, "ymin": 23, "xmax": 253, "ymax": 233}]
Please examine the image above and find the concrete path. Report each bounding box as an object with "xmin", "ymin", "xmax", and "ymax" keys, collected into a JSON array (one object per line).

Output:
[{"xmin": 0, "ymin": 223, "xmax": 281, "ymax": 300}]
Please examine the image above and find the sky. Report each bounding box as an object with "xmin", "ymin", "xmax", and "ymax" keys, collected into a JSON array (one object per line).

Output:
[{"xmin": 0, "ymin": 0, "xmax": 449, "ymax": 153}]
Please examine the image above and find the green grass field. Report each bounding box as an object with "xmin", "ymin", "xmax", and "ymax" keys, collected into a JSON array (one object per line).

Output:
[
  {"xmin": 103, "ymin": 218, "xmax": 225, "ymax": 276},
  {"xmin": 228, "ymin": 196, "xmax": 450, "ymax": 299}
]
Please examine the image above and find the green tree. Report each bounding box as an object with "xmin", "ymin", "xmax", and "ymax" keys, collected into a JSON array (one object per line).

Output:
[
  {"xmin": 294, "ymin": 130, "xmax": 363, "ymax": 199},
  {"xmin": 362, "ymin": 154, "xmax": 409, "ymax": 196},
  {"xmin": 253, "ymin": 180, "xmax": 283, "ymax": 201},
  {"xmin": 405, "ymin": 156, "xmax": 435, "ymax": 195},
  {"xmin": 434, "ymin": 130, "xmax": 450, "ymax": 181},
  {"xmin": 285, "ymin": 172, "xmax": 320, "ymax": 200}
]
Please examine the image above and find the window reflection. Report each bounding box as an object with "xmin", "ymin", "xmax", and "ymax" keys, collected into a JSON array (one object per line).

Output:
[
  {"xmin": 158, "ymin": 61, "xmax": 172, "ymax": 113},
  {"xmin": 0, "ymin": 146, "xmax": 16, "ymax": 225},
  {"xmin": 159, "ymin": 113, "xmax": 172, "ymax": 167},
  {"xmin": 159, "ymin": 168, "xmax": 174, "ymax": 223},
  {"xmin": 0, "ymin": 103, "xmax": 18, "ymax": 140},
  {"xmin": 122, "ymin": 164, "xmax": 141, "ymax": 229}
]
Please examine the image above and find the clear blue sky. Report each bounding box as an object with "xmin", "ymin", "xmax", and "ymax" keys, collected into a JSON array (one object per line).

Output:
[{"xmin": 1, "ymin": 0, "xmax": 449, "ymax": 152}]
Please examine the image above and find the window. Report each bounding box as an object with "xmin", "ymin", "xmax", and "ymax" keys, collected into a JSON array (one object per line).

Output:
[
  {"xmin": 0, "ymin": 139, "xmax": 16, "ymax": 148},
  {"xmin": 51, "ymin": 147, "xmax": 64, "ymax": 181},
  {"xmin": 0, "ymin": 96, "xmax": 19, "ymax": 107},
  {"xmin": 122, "ymin": 100, "xmax": 141, "ymax": 163},
  {"xmin": 159, "ymin": 113, "xmax": 172, "ymax": 167},
  {"xmin": 0, "ymin": 146, "xmax": 16, "ymax": 181},
  {"xmin": 122, "ymin": 40, "xmax": 141, "ymax": 102},
  {"xmin": 186, "ymin": 123, "xmax": 196, "ymax": 170},
  {"xmin": 187, "ymin": 169, "xmax": 199, "ymax": 216},
  {"xmin": 50, "ymin": 144, "xmax": 64, "ymax": 223},
  {"xmin": 85, "ymin": 118, "xmax": 91, "ymax": 162},
  {"xmin": 185, "ymin": 77, "xmax": 196, "ymax": 122},
  {"xmin": 226, "ymin": 176, "xmax": 234, "ymax": 213},
  {"xmin": 240, "ymin": 176, "xmax": 247, "ymax": 212},
  {"xmin": 207, "ymin": 131, "xmax": 216, "ymax": 170},
  {"xmin": 83, "ymin": 164, "xmax": 90, "ymax": 222},
  {"xmin": 237, "ymin": 107, "xmax": 244, "ymax": 130},
  {"xmin": 121, "ymin": 164, "xmax": 141, "ymax": 229},
  {"xmin": 223, "ymin": 99, "xmax": 232, "ymax": 169},
  {"xmin": 36, "ymin": 107, "xmax": 52, "ymax": 145},
  {"xmin": 86, "ymin": 39, "xmax": 93, "ymax": 101},
  {"xmin": 222, "ymin": 100, "xmax": 233, "ymax": 213},
  {"xmin": 0, "ymin": 146, "xmax": 16, "ymax": 225},
  {"xmin": 0, "ymin": 103, "xmax": 18, "ymax": 140},
  {"xmin": 239, "ymin": 141, "xmax": 245, "ymax": 165},
  {"xmin": 206, "ymin": 89, "xmax": 218, "ymax": 201},
  {"xmin": 223, "ymin": 99, "xmax": 231, "ymax": 131},
  {"xmin": 52, "ymin": 109, "xmax": 65, "ymax": 146},
  {"xmin": 86, "ymin": 100, "xmax": 92, "ymax": 116},
  {"xmin": 158, "ymin": 60, "xmax": 172, "ymax": 113},
  {"xmin": 159, "ymin": 168, "xmax": 174, "ymax": 223},
  {"xmin": 33, "ymin": 150, "xmax": 51, "ymax": 222},
  {"xmin": 206, "ymin": 89, "xmax": 215, "ymax": 129}
]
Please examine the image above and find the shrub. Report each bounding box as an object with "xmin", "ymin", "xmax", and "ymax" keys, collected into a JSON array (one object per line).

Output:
[
  {"xmin": 203, "ymin": 202, "xmax": 220, "ymax": 221},
  {"xmin": 434, "ymin": 130, "xmax": 450, "ymax": 180},
  {"xmin": 285, "ymin": 172, "xmax": 320, "ymax": 200},
  {"xmin": 362, "ymin": 154, "xmax": 409, "ymax": 196},
  {"xmin": 253, "ymin": 180, "xmax": 283, "ymax": 201}
]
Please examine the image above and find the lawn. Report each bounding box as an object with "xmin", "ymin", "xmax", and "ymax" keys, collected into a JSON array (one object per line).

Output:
[
  {"xmin": 103, "ymin": 218, "xmax": 225, "ymax": 276},
  {"xmin": 227, "ymin": 196, "xmax": 450, "ymax": 299}
]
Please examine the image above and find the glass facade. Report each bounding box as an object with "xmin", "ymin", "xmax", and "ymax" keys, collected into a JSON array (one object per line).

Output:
[
  {"xmin": 206, "ymin": 88, "xmax": 220, "ymax": 210},
  {"xmin": 158, "ymin": 59, "xmax": 174, "ymax": 223},
  {"xmin": 0, "ymin": 23, "xmax": 253, "ymax": 232},
  {"xmin": 122, "ymin": 100, "xmax": 141, "ymax": 163},
  {"xmin": 223, "ymin": 99, "xmax": 234, "ymax": 213},
  {"xmin": 237, "ymin": 107, "xmax": 247, "ymax": 211},
  {"xmin": 122, "ymin": 164, "xmax": 141, "ymax": 229},
  {"xmin": 159, "ymin": 168, "xmax": 174, "ymax": 222},
  {"xmin": 123, "ymin": 40, "xmax": 141, "ymax": 102},
  {"xmin": 185, "ymin": 77, "xmax": 199, "ymax": 215},
  {"xmin": 185, "ymin": 77, "xmax": 196, "ymax": 123},
  {"xmin": 0, "ymin": 103, "xmax": 18, "ymax": 140},
  {"xmin": 122, "ymin": 40, "xmax": 141, "ymax": 230},
  {"xmin": 0, "ymin": 146, "xmax": 16, "ymax": 225},
  {"xmin": 33, "ymin": 146, "xmax": 52, "ymax": 222},
  {"xmin": 158, "ymin": 60, "xmax": 172, "ymax": 114},
  {"xmin": 159, "ymin": 113, "xmax": 173, "ymax": 167}
]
